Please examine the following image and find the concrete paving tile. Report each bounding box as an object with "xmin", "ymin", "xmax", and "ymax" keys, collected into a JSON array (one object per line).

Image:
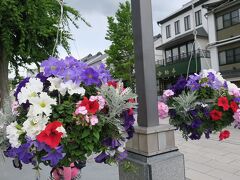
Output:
[
  {"xmin": 203, "ymin": 160, "xmax": 240, "ymax": 173},
  {"xmin": 206, "ymin": 169, "xmax": 240, "ymax": 180},
  {"xmin": 186, "ymin": 169, "xmax": 218, "ymax": 180},
  {"xmin": 185, "ymin": 160, "xmax": 213, "ymax": 173}
]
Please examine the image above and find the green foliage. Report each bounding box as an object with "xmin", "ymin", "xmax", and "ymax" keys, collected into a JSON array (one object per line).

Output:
[
  {"xmin": 0, "ymin": 0, "xmax": 84, "ymax": 79},
  {"xmin": 105, "ymin": 1, "xmax": 135, "ymax": 89}
]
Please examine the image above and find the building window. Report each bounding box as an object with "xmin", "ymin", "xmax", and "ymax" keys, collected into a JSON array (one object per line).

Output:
[
  {"xmin": 235, "ymin": 47, "xmax": 240, "ymax": 62},
  {"xmin": 219, "ymin": 47, "xmax": 240, "ymax": 65},
  {"xmin": 219, "ymin": 51, "xmax": 226, "ymax": 65},
  {"xmin": 165, "ymin": 50, "xmax": 172, "ymax": 63},
  {"xmin": 231, "ymin": 10, "xmax": 240, "ymax": 25},
  {"xmin": 217, "ymin": 16, "xmax": 223, "ymax": 30},
  {"xmin": 217, "ymin": 9, "xmax": 240, "ymax": 30},
  {"xmin": 174, "ymin": 20, "xmax": 180, "ymax": 35},
  {"xmin": 223, "ymin": 13, "xmax": 231, "ymax": 27},
  {"xmin": 180, "ymin": 45, "xmax": 187, "ymax": 59},
  {"xmin": 166, "ymin": 25, "xmax": 171, "ymax": 38},
  {"xmin": 187, "ymin": 42, "xmax": 194, "ymax": 55},
  {"xmin": 195, "ymin": 10, "xmax": 202, "ymax": 26},
  {"xmin": 184, "ymin": 15, "xmax": 191, "ymax": 31},
  {"xmin": 172, "ymin": 48, "xmax": 179, "ymax": 61}
]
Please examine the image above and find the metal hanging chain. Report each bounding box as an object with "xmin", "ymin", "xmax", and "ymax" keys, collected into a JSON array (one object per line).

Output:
[{"xmin": 52, "ymin": 0, "xmax": 64, "ymax": 56}]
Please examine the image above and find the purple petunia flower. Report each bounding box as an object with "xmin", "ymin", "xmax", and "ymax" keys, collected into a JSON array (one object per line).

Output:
[
  {"xmin": 15, "ymin": 142, "xmax": 34, "ymax": 164},
  {"xmin": 123, "ymin": 111, "xmax": 135, "ymax": 139},
  {"xmin": 14, "ymin": 77, "xmax": 30, "ymax": 100},
  {"xmin": 207, "ymin": 72, "xmax": 215, "ymax": 82},
  {"xmin": 189, "ymin": 131, "xmax": 201, "ymax": 140},
  {"xmin": 102, "ymin": 138, "xmax": 121, "ymax": 149},
  {"xmin": 188, "ymin": 109, "xmax": 198, "ymax": 117},
  {"xmin": 36, "ymin": 72, "xmax": 48, "ymax": 83},
  {"xmin": 41, "ymin": 57, "xmax": 65, "ymax": 77},
  {"xmin": 234, "ymin": 98, "xmax": 240, "ymax": 103},
  {"xmin": 171, "ymin": 76, "xmax": 187, "ymax": 95},
  {"xmin": 81, "ymin": 67, "xmax": 100, "ymax": 86},
  {"xmin": 187, "ymin": 75, "xmax": 200, "ymax": 91},
  {"xmin": 191, "ymin": 118, "xmax": 202, "ymax": 129},
  {"xmin": 4, "ymin": 147, "xmax": 18, "ymax": 158},
  {"xmin": 204, "ymin": 129, "xmax": 212, "ymax": 139},
  {"xmin": 41, "ymin": 146, "xmax": 64, "ymax": 167},
  {"xmin": 94, "ymin": 152, "xmax": 109, "ymax": 163},
  {"xmin": 33, "ymin": 140, "xmax": 49, "ymax": 152},
  {"xmin": 96, "ymin": 63, "xmax": 112, "ymax": 84},
  {"xmin": 116, "ymin": 151, "xmax": 128, "ymax": 161}
]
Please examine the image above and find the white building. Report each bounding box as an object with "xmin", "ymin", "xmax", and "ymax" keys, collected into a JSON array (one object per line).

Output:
[
  {"xmin": 156, "ymin": 0, "xmax": 211, "ymax": 93},
  {"xmin": 203, "ymin": 0, "xmax": 240, "ymax": 86}
]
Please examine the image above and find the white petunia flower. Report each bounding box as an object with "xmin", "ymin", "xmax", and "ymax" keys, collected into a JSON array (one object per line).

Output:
[
  {"xmin": 48, "ymin": 77, "xmax": 62, "ymax": 91},
  {"xmin": 17, "ymin": 78, "xmax": 43, "ymax": 104},
  {"xmin": 29, "ymin": 92, "xmax": 57, "ymax": 117},
  {"xmin": 22, "ymin": 115, "xmax": 48, "ymax": 140},
  {"xmin": 61, "ymin": 80, "xmax": 85, "ymax": 96},
  {"xmin": 6, "ymin": 122, "xmax": 23, "ymax": 148}
]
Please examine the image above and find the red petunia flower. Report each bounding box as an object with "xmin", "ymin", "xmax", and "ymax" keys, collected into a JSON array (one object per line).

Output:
[
  {"xmin": 37, "ymin": 121, "xmax": 63, "ymax": 148},
  {"xmin": 87, "ymin": 100, "xmax": 99, "ymax": 114},
  {"xmin": 80, "ymin": 97, "xmax": 99, "ymax": 114},
  {"xmin": 218, "ymin": 96, "xmax": 229, "ymax": 111},
  {"xmin": 219, "ymin": 130, "xmax": 230, "ymax": 141},
  {"xmin": 210, "ymin": 109, "xmax": 222, "ymax": 121},
  {"xmin": 107, "ymin": 81, "xmax": 118, "ymax": 88},
  {"xmin": 230, "ymin": 101, "xmax": 238, "ymax": 113}
]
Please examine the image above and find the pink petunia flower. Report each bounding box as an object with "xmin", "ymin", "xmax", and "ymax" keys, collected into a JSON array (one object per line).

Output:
[
  {"xmin": 158, "ymin": 102, "xmax": 169, "ymax": 119},
  {"xmin": 163, "ymin": 89, "xmax": 174, "ymax": 98},
  {"xmin": 233, "ymin": 109, "xmax": 240, "ymax": 123}
]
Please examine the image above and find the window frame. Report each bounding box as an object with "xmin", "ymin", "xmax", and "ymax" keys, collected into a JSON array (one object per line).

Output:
[
  {"xmin": 219, "ymin": 46, "xmax": 240, "ymax": 65},
  {"xmin": 174, "ymin": 20, "xmax": 180, "ymax": 35},
  {"xmin": 166, "ymin": 25, "xmax": 171, "ymax": 38},
  {"xmin": 184, "ymin": 15, "xmax": 191, "ymax": 31},
  {"xmin": 216, "ymin": 8, "xmax": 240, "ymax": 30},
  {"xmin": 195, "ymin": 10, "xmax": 202, "ymax": 26}
]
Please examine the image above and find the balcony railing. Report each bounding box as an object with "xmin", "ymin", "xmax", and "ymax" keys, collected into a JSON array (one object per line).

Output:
[{"xmin": 156, "ymin": 50, "xmax": 210, "ymax": 66}]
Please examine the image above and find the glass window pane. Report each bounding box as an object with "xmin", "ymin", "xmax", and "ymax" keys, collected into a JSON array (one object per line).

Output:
[
  {"xmin": 223, "ymin": 13, "xmax": 231, "ymax": 27},
  {"xmin": 219, "ymin": 51, "xmax": 226, "ymax": 65},
  {"xmin": 166, "ymin": 50, "xmax": 172, "ymax": 63},
  {"xmin": 195, "ymin": 10, "xmax": 202, "ymax": 26},
  {"xmin": 187, "ymin": 42, "xmax": 194, "ymax": 55},
  {"xmin": 231, "ymin": 10, "xmax": 239, "ymax": 25},
  {"xmin": 172, "ymin": 48, "xmax": 179, "ymax": 61},
  {"xmin": 235, "ymin": 48, "xmax": 240, "ymax": 62},
  {"xmin": 217, "ymin": 16, "xmax": 223, "ymax": 30},
  {"xmin": 226, "ymin": 49, "xmax": 234, "ymax": 63},
  {"xmin": 175, "ymin": 21, "xmax": 180, "ymax": 35},
  {"xmin": 180, "ymin": 45, "xmax": 187, "ymax": 59}
]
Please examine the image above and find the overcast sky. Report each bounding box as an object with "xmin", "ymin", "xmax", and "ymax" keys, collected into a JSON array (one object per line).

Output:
[{"xmin": 60, "ymin": 0, "xmax": 191, "ymax": 59}]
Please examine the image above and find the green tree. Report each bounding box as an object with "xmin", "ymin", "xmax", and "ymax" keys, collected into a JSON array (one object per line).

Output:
[
  {"xmin": 0, "ymin": 0, "xmax": 85, "ymax": 108},
  {"xmin": 105, "ymin": 1, "xmax": 135, "ymax": 89}
]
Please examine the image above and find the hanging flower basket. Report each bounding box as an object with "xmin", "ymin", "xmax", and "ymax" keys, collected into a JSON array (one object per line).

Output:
[
  {"xmin": 1, "ymin": 56, "xmax": 137, "ymax": 179},
  {"xmin": 159, "ymin": 69, "xmax": 240, "ymax": 141}
]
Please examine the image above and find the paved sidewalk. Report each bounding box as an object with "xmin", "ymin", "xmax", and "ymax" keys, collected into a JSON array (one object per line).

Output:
[{"xmin": 176, "ymin": 126, "xmax": 240, "ymax": 180}]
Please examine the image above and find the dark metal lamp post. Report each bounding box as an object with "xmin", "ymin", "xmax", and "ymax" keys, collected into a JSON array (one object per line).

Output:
[{"xmin": 119, "ymin": 0, "xmax": 185, "ymax": 179}]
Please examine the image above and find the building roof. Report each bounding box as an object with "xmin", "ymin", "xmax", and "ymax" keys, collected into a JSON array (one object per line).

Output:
[
  {"xmin": 157, "ymin": 0, "xmax": 209, "ymax": 25},
  {"xmin": 81, "ymin": 52, "xmax": 102, "ymax": 62},
  {"xmin": 156, "ymin": 27, "xmax": 208, "ymax": 50},
  {"xmin": 203, "ymin": 0, "xmax": 239, "ymax": 13},
  {"xmin": 88, "ymin": 54, "xmax": 108, "ymax": 66}
]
